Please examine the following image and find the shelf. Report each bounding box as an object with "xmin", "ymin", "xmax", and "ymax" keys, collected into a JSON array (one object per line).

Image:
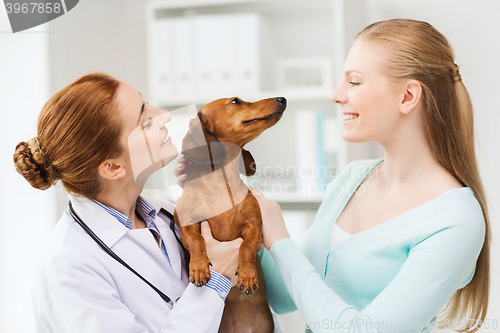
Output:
[
  {"xmin": 148, "ymin": 0, "xmax": 334, "ymax": 13},
  {"xmin": 157, "ymin": 88, "xmax": 335, "ymax": 109},
  {"xmin": 262, "ymin": 193, "xmax": 324, "ymax": 203},
  {"xmin": 259, "ymin": 192, "xmax": 325, "ymax": 210},
  {"xmin": 141, "ymin": 188, "xmax": 325, "ymax": 211},
  {"xmin": 145, "ymin": 0, "xmax": 368, "ymax": 209},
  {"xmin": 146, "ymin": 0, "xmax": 340, "ymax": 108}
]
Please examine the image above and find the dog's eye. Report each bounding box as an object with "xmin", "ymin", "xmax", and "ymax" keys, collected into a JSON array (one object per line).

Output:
[{"xmin": 230, "ymin": 98, "xmax": 241, "ymax": 104}]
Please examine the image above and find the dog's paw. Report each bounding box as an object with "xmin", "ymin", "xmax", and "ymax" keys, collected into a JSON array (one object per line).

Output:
[
  {"xmin": 189, "ymin": 258, "xmax": 211, "ymax": 287},
  {"xmin": 236, "ymin": 265, "xmax": 258, "ymax": 295}
]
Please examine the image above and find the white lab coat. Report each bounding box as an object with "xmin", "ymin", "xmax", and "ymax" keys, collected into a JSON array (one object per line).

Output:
[{"xmin": 31, "ymin": 193, "xmax": 225, "ymax": 333}]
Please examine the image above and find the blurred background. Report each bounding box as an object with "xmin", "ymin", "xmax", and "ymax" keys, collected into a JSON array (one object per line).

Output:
[{"xmin": 1, "ymin": 0, "xmax": 499, "ymax": 332}]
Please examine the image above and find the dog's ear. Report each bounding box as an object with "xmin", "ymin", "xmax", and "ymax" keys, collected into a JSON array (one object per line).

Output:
[
  {"xmin": 239, "ymin": 149, "xmax": 256, "ymax": 176},
  {"xmin": 181, "ymin": 112, "xmax": 227, "ymax": 165}
]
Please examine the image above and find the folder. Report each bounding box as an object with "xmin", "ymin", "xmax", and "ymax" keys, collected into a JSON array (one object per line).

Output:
[
  {"xmin": 234, "ymin": 13, "xmax": 260, "ymax": 94},
  {"xmin": 295, "ymin": 110, "xmax": 319, "ymax": 196},
  {"xmin": 172, "ymin": 16, "xmax": 196, "ymax": 101},
  {"xmin": 194, "ymin": 14, "xmax": 234, "ymax": 99},
  {"xmin": 149, "ymin": 19, "xmax": 175, "ymax": 106}
]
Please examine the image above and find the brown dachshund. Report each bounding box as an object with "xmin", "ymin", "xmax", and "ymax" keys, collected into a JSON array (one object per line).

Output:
[{"xmin": 173, "ymin": 96, "xmax": 286, "ymax": 333}]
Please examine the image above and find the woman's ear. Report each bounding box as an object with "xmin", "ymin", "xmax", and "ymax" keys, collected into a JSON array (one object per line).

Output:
[
  {"xmin": 98, "ymin": 159, "xmax": 127, "ymax": 181},
  {"xmin": 400, "ymin": 80, "xmax": 422, "ymax": 115}
]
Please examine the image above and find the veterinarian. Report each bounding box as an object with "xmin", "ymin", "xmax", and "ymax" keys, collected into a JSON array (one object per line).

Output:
[
  {"xmin": 14, "ymin": 73, "xmax": 242, "ymax": 333},
  {"xmin": 251, "ymin": 19, "xmax": 490, "ymax": 333}
]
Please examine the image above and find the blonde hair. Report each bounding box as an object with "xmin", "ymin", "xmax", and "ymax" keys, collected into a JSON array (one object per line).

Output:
[{"xmin": 356, "ymin": 19, "xmax": 490, "ymax": 332}]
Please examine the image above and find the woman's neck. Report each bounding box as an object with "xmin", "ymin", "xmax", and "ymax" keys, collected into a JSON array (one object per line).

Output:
[
  {"xmin": 95, "ymin": 182, "xmax": 145, "ymax": 229},
  {"xmin": 378, "ymin": 150, "xmax": 442, "ymax": 186},
  {"xmin": 375, "ymin": 118, "xmax": 444, "ymax": 188}
]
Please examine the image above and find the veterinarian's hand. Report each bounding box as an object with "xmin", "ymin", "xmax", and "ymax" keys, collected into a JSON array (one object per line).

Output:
[
  {"xmin": 200, "ymin": 221, "xmax": 242, "ymax": 286},
  {"xmin": 174, "ymin": 155, "xmax": 192, "ymax": 188},
  {"xmin": 250, "ymin": 188, "xmax": 290, "ymax": 251}
]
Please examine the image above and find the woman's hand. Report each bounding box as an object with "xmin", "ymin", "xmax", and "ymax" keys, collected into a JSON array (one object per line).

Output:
[
  {"xmin": 200, "ymin": 221, "xmax": 242, "ymax": 286},
  {"xmin": 250, "ymin": 188, "xmax": 290, "ymax": 250},
  {"xmin": 173, "ymin": 155, "xmax": 192, "ymax": 188}
]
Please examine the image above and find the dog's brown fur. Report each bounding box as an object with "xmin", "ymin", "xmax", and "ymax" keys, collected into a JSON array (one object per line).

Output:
[{"xmin": 174, "ymin": 97, "xmax": 286, "ymax": 333}]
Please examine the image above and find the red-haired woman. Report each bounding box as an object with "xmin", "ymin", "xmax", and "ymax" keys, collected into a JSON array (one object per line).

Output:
[{"xmin": 14, "ymin": 73, "xmax": 241, "ymax": 333}]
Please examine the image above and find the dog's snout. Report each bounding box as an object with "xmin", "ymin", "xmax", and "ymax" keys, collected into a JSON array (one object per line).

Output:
[{"xmin": 275, "ymin": 97, "xmax": 286, "ymax": 105}]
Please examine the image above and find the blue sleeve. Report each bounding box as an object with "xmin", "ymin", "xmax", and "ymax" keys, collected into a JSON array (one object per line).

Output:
[
  {"xmin": 205, "ymin": 269, "xmax": 232, "ymax": 302},
  {"xmin": 268, "ymin": 207, "xmax": 485, "ymax": 333},
  {"xmin": 259, "ymin": 245, "xmax": 297, "ymax": 314}
]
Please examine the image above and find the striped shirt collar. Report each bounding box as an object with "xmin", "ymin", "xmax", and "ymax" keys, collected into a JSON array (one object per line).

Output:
[
  {"xmin": 89, "ymin": 194, "xmax": 231, "ymax": 299},
  {"xmin": 92, "ymin": 195, "xmax": 156, "ymax": 230}
]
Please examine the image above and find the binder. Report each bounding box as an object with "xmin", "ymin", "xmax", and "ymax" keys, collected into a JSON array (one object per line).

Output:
[
  {"xmin": 234, "ymin": 13, "xmax": 260, "ymax": 94},
  {"xmin": 149, "ymin": 19, "xmax": 175, "ymax": 106},
  {"xmin": 172, "ymin": 16, "xmax": 196, "ymax": 101},
  {"xmin": 295, "ymin": 110, "xmax": 318, "ymax": 196},
  {"xmin": 316, "ymin": 111, "xmax": 328, "ymax": 192},
  {"xmin": 149, "ymin": 13, "xmax": 261, "ymax": 102},
  {"xmin": 323, "ymin": 111, "xmax": 340, "ymax": 185},
  {"xmin": 194, "ymin": 14, "xmax": 234, "ymax": 99}
]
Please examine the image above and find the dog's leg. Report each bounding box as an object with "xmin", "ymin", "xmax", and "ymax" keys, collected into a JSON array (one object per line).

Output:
[
  {"xmin": 182, "ymin": 223, "xmax": 212, "ymax": 286},
  {"xmin": 174, "ymin": 211, "xmax": 211, "ymax": 287},
  {"xmin": 236, "ymin": 219, "xmax": 263, "ymax": 295}
]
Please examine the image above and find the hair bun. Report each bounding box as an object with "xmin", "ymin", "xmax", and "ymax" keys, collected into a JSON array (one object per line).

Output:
[
  {"xmin": 27, "ymin": 137, "xmax": 52, "ymax": 171},
  {"xmin": 13, "ymin": 138, "xmax": 57, "ymax": 190}
]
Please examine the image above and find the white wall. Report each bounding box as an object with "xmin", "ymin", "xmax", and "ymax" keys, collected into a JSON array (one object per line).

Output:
[
  {"xmin": 366, "ymin": 0, "xmax": 500, "ymax": 330},
  {"xmin": 1, "ymin": 0, "xmax": 498, "ymax": 332},
  {"xmin": 0, "ymin": 9, "xmax": 57, "ymax": 333}
]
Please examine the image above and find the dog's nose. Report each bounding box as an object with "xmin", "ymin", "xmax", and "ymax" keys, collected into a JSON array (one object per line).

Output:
[{"xmin": 275, "ymin": 97, "xmax": 286, "ymax": 105}]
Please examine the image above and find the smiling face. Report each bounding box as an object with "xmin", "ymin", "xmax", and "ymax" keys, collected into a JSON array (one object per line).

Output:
[
  {"xmin": 199, "ymin": 97, "xmax": 287, "ymax": 147},
  {"xmin": 331, "ymin": 39, "xmax": 405, "ymax": 144},
  {"xmin": 116, "ymin": 81, "xmax": 178, "ymax": 186}
]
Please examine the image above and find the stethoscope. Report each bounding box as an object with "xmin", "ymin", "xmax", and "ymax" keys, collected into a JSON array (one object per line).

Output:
[{"xmin": 68, "ymin": 201, "xmax": 186, "ymax": 309}]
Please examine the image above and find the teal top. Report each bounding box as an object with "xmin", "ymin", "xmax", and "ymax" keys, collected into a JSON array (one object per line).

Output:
[{"xmin": 260, "ymin": 158, "xmax": 485, "ymax": 333}]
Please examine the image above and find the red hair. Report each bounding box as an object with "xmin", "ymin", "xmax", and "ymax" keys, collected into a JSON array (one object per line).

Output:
[{"xmin": 14, "ymin": 73, "xmax": 124, "ymax": 199}]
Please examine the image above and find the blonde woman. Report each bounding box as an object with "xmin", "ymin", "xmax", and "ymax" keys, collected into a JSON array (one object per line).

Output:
[
  {"xmin": 14, "ymin": 73, "xmax": 242, "ymax": 333},
  {"xmin": 250, "ymin": 19, "xmax": 490, "ymax": 333}
]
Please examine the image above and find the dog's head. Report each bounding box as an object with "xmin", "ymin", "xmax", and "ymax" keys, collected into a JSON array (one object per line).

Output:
[
  {"xmin": 199, "ymin": 97, "xmax": 286, "ymax": 146},
  {"xmin": 182, "ymin": 97, "xmax": 286, "ymax": 176}
]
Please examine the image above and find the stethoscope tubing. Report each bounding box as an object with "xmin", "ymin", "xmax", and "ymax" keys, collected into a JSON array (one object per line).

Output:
[{"xmin": 68, "ymin": 201, "xmax": 180, "ymax": 309}]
